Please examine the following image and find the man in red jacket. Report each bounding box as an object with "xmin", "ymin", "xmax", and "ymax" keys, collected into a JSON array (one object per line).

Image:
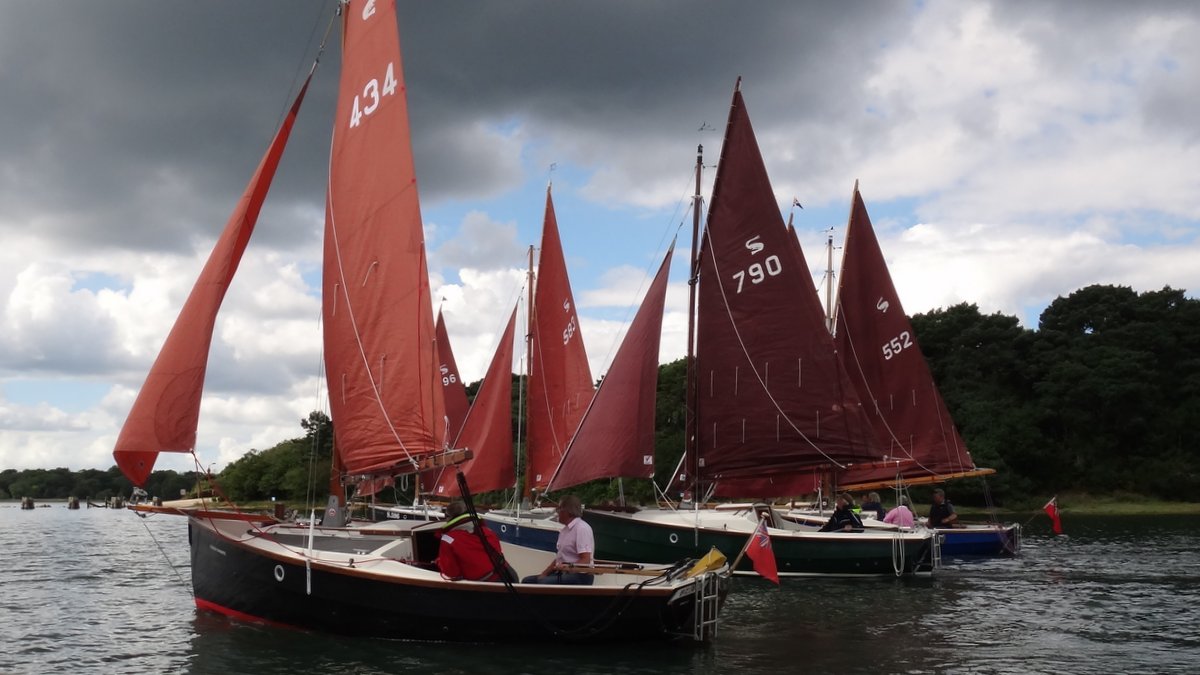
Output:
[{"xmin": 436, "ymin": 501, "xmax": 513, "ymax": 582}]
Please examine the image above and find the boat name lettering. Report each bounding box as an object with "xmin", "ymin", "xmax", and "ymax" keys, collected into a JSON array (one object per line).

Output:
[
  {"xmin": 881, "ymin": 331, "xmax": 913, "ymax": 361},
  {"xmin": 349, "ymin": 62, "xmax": 398, "ymax": 129},
  {"xmin": 732, "ymin": 254, "xmax": 783, "ymax": 293}
]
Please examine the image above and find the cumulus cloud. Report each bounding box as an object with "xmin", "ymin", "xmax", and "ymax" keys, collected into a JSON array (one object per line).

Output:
[{"xmin": 1, "ymin": 0, "xmax": 1197, "ymax": 472}]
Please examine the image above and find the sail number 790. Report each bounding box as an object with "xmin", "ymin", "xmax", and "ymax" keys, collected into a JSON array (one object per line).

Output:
[
  {"xmin": 881, "ymin": 331, "xmax": 913, "ymax": 360},
  {"xmin": 349, "ymin": 63, "xmax": 399, "ymax": 128},
  {"xmin": 732, "ymin": 255, "xmax": 783, "ymax": 293}
]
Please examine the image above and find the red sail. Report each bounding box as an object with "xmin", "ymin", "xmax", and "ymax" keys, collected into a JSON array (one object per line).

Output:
[
  {"xmin": 112, "ymin": 76, "xmax": 313, "ymax": 487},
  {"xmin": 436, "ymin": 309, "xmax": 470, "ymax": 441},
  {"xmin": 433, "ymin": 306, "xmax": 518, "ymax": 497},
  {"xmin": 695, "ymin": 85, "xmax": 878, "ymax": 496},
  {"xmin": 323, "ymin": 1, "xmax": 445, "ymax": 476},
  {"xmin": 547, "ymin": 245, "xmax": 674, "ymax": 492},
  {"xmin": 524, "ymin": 188, "xmax": 594, "ymax": 496},
  {"xmin": 834, "ymin": 186, "xmax": 976, "ymax": 487}
]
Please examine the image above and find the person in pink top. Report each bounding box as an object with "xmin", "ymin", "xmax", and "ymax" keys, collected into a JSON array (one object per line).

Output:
[
  {"xmin": 883, "ymin": 496, "xmax": 915, "ymax": 528},
  {"xmin": 521, "ymin": 495, "xmax": 595, "ymax": 585}
]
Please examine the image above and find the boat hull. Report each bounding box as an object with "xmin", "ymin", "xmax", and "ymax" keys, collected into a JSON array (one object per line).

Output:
[
  {"xmin": 482, "ymin": 511, "xmax": 561, "ymax": 552},
  {"xmin": 937, "ymin": 524, "xmax": 1021, "ymax": 558},
  {"xmin": 188, "ymin": 516, "xmax": 726, "ymax": 642},
  {"xmin": 584, "ymin": 509, "xmax": 937, "ymax": 577}
]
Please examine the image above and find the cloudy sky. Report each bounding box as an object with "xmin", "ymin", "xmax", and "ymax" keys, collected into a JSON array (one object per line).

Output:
[{"xmin": 1, "ymin": 0, "xmax": 1197, "ymax": 474}]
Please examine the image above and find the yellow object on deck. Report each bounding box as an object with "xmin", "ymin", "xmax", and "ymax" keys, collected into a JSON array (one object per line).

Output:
[{"xmin": 685, "ymin": 546, "xmax": 727, "ymax": 578}]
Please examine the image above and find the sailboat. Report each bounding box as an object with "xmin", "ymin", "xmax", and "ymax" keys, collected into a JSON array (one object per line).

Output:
[
  {"xmin": 113, "ymin": 2, "xmax": 728, "ymax": 642},
  {"xmin": 818, "ymin": 184, "xmax": 1019, "ymax": 557},
  {"xmin": 580, "ymin": 81, "xmax": 939, "ymax": 577}
]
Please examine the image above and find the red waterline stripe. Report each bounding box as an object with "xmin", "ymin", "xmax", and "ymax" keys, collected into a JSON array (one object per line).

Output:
[{"xmin": 194, "ymin": 597, "xmax": 300, "ymax": 631}]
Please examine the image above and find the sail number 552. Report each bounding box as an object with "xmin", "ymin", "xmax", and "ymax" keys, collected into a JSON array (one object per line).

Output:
[
  {"xmin": 349, "ymin": 63, "xmax": 399, "ymax": 128},
  {"xmin": 732, "ymin": 255, "xmax": 782, "ymax": 293},
  {"xmin": 881, "ymin": 331, "xmax": 913, "ymax": 360}
]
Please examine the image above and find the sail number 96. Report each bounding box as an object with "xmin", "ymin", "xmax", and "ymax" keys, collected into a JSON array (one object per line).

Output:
[
  {"xmin": 349, "ymin": 62, "xmax": 399, "ymax": 128},
  {"xmin": 732, "ymin": 255, "xmax": 783, "ymax": 293},
  {"xmin": 881, "ymin": 331, "xmax": 913, "ymax": 360}
]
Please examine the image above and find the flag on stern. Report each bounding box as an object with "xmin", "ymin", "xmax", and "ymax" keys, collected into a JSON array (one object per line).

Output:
[
  {"xmin": 1044, "ymin": 497, "xmax": 1063, "ymax": 535},
  {"xmin": 743, "ymin": 517, "xmax": 780, "ymax": 584}
]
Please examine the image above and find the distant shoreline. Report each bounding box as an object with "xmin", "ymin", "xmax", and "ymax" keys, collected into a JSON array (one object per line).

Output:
[
  {"xmin": 6, "ymin": 495, "xmax": 1200, "ymax": 517},
  {"xmin": 955, "ymin": 496, "xmax": 1200, "ymax": 517}
]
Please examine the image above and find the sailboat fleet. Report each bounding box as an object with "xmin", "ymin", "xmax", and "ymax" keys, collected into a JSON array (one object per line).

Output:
[{"xmin": 112, "ymin": 0, "xmax": 1018, "ymax": 645}]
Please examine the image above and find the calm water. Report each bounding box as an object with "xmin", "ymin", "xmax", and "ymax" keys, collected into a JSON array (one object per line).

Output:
[{"xmin": 1, "ymin": 504, "xmax": 1197, "ymax": 674}]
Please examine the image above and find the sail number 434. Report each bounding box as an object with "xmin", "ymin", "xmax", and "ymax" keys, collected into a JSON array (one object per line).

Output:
[
  {"xmin": 350, "ymin": 63, "xmax": 399, "ymax": 128},
  {"xmin": 881, "ymin": 331, "xmax": 913, "ymax": 360}
]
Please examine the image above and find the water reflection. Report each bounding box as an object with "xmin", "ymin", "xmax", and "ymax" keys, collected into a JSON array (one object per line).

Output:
[{"xmin": 2, "ymin": 507, "xmax": 1196, "ymax": 674}]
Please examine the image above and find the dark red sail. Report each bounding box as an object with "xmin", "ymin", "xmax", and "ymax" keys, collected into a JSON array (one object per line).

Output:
[
  {"xmin": 524, "ymin": 188, "xmax": 594, "ymax": 496},
  {"xmin": 693, "ymin": 84, "xmax": 879, "ymax": 496},
  {"xmin": 436, "ymin": 309, "xmax": 471, "ymax": 441},
  {"xmin": 834, "ymin": 186, "xmax": 980, "ymax": 489},
  {"xmin": 434, "ymin": 306, "xmax": 517, "ymax": 497},
  {"xmin": 547, "ymin": 245, "xmax": 674, "ymax": 492}
]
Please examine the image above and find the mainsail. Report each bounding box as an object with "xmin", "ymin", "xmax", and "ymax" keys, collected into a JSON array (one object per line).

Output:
[
  {"xmin": 113, "ymin": 76, "xmax": 313, "ymax": 487},
  {"xmin": 524, "ymin": 188, "xmax": 594, "ymax": 496},
  {"xmin": 833, "ymin": 185, "xmax": 985, "ymax": 489},
  {"xmin": 322, "ymin": 1, "xmax": 446, "ymax": 477},
  {"xmin": 690, "ymin": 83, "xmax": 879, "ymax": 497},
  {"xmin": 546, "ymin": 244, "xmax": 675, "ymax": 492},
  {"xmin": 434, "ymin": 306, "xmax": 518, "ymax": 497}
]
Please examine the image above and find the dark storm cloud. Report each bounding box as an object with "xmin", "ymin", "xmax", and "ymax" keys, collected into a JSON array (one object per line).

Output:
[
  {"xmin": 395, "ymin": 1, "xmax": 911, "ymax": 196},
  {"xmin": 0, "ymin": 1, "xmax": 911, "ymax": 259},
  {"xmin": 0, "ymin": 1, "xmax": 336, "ymax": 256}
]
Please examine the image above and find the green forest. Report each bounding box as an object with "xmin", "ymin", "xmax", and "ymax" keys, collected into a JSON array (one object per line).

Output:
[{"xmin": 3, "ymin": 284, "xmax": 1197, "ymax": 508}]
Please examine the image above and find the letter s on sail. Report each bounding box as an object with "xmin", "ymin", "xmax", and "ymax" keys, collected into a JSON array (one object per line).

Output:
[
  {"xmin": 876, "ymin": 298, "xmax": 890, "ymax": 313},
  {"xmin": 744, "ymin": 236, "xmax": 764, "ymax": 255},
  {"xmin": 362, "ymin": 0, "xmax": 377, "ymax": 20}
]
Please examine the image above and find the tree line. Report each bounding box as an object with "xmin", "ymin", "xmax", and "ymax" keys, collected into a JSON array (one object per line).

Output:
[{"xmin": 4, "ymin": 284, "xmax": 1196, "ymax": 508}]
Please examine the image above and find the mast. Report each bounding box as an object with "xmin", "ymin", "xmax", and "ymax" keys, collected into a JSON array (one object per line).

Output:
[
  {"xmin": 825, "ymin": 228, "xmax": 835, "ymax": 333},
  {"xmin": 523, "ymin": 243, "xmax": 534, "ymax": 499},
  {"xmin": 685, "ymin": 144, "xmax": 703, "ymax": 500}
]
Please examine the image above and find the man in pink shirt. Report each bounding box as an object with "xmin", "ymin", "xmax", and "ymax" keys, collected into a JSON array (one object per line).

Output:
[
  {"xmin": 522, "ymin": 495, "xmax": 595, "ymax": 585},
  {"xmin": 883, "ymin": 496, "xmax": 915, "ymax": 528}
]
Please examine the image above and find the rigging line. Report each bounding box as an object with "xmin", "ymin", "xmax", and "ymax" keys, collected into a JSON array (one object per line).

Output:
[
  {"xmin": 307, "ymin": 311, "xmax": 330, "ymax": 514},
  {"xmin": 134, "ymin": 512, "xmax": 191, "ymax": 594},
  {"xmin": 701, "ymin": 225, "xmax": 848, "ymax": 469}
]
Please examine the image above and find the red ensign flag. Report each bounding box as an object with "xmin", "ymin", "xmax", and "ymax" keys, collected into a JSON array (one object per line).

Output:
[
  {"xmin": 744, "ymin": 518, "xmax": 780, "ymax": 584},
  {"xmin": 1044, "ymin": 497, "xmax": 1063, "ymax": 535}
]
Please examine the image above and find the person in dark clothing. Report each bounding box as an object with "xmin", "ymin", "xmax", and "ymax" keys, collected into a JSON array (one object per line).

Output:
[
  {"xmin": 859, "ymin": 491, "xmax": 886, "ymax": 520},
  {"xmin": 927, "ymin": 488, "xmax": 960, "ymax": 528},
  {"xmin": 436, "ymin": 500, "xmax": 515, "ymax": 582},
  {"xmin": 818, "ymin": 494, "xmax": 864, "ymax": 532}
]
